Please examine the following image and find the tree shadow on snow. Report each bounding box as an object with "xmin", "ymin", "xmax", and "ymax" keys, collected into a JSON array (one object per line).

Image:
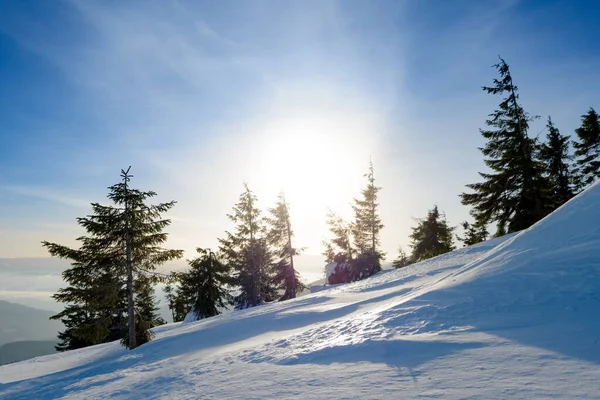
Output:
[
  {"xmin": 0, "ymin": 287, "xmax": 412, "ymax": 399},
  {"xmin": 403, "ymin": 255, "xmax": 600, "ymax": 366},
  {"xmin": 279, "ymin": 337, "xmax": 487, "ymax": 373}
]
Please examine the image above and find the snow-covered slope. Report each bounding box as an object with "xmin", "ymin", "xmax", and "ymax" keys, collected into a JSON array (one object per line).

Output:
[{"xmin": 1, "ymin": 184, "xmax": 599, "ymax": 399}]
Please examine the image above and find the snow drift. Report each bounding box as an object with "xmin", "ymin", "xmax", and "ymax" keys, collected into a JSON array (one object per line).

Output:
[{"xmin": 1, "ymin": 183, "xmax": 599, "ymax": 399}]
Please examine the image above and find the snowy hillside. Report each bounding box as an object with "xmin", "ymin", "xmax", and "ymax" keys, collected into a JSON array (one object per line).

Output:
[{"xmin": 1, "ymin": 184, "xmax": 599, "ymax": 399}]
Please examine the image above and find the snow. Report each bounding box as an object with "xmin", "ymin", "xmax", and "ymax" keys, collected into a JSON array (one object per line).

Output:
[
  {"xmin": 1, "ymin": 182, "xmax": 599, "ymax": 399},
  {"xmin": 324, "ymin": 261, "xmax": 347, "ymax": 284},
  {"xmin": 309, "ymin": 284, "xmax": 332, "ymax": 293},
  {"xmin": 182, "ymin": 309, "xmax": 197, "ymax": 323},
  {"xmin": 324, "ymin": 261, "xmax": 339, "ymax": 281}
]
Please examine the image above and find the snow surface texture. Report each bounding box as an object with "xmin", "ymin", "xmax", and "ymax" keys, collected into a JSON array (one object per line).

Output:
[
  {"xmin": 325, "ymin": 261, "xmax": 338, "ymax": 282},
  {"xmin": 1, "ymin": 183, "xmax": 599, "ymax": 399},
  {"xmin": 183, "ymin": 309, "xmax": 197, "ymax": 324}
]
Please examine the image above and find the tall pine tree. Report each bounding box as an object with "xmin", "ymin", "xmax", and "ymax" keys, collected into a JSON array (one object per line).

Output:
[
  {"xmin": 219, "ymin": 184, "xmax": 277, "ymax": 309},
  {"xmin": 409, "ymin": 206, "xmax": 455, "ymax": 262},
  {"xmin": 351, "ymin": 160, "xmax": 384, "ymax": 257},
  {"xmin": 460, "ymin": 57, "xmax": 548, "ymax": 234},
  {"xmin": 266, "ymin": 192, "xmax": 304, "ymax": 301},
  {"xmin": 573, "ymin": 107, "xmax": 600, "ymax": 189},
  {"xmin": 44, "ymin": 167, "xmax": 183, "ymax": 350},
  {"xmin": 348, "ymin": 160, "xmax": 384, "ymax": 280},
  {"xmin": 167, "ymin": 248, "xmax": 234, "ymax": 321},
  {"xmin": 539, "ymin": 117, "xmax": 575, "ymax": 209}
]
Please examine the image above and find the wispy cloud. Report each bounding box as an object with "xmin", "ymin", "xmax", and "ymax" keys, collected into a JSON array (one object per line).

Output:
[
  {"xmin": 1, "ymin": 0, "xmax": 599, "ymax": 270},
  {"xmin": 1, "ymin": 186, "xmax": 91, "ymax": 208},
  {"xmin": 0, "ymin": 257, "xmax": 65, "ymax": 311},
  {"xmin": 67, "ymin": 0, "xmax": 249, "ymax": 98}
]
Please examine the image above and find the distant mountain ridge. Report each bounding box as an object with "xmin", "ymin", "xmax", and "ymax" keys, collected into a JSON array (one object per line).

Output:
[
  {"xmin": 0, "ymin": 300, "xmax": 62, "ymax": 346},
  {"xmin": 0, "ymin": 341, "xmax": 57, "ymax": 366}
]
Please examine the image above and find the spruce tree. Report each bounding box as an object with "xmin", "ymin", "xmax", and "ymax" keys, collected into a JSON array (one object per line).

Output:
[
  {"xmin": 164, "ymin": 283, "xmax": 187, "ymax": 322},
  {"xmin": 48, "ymin": 253, "xmax": 126, "ymax": 351},
  {"xmin": 349, "ymin": 160, "xmax": 384, "ymax": 280},
  {"xmin": 130, "ymin": 276, "xmax": 164, "ymax": 346},
  {"xmin": 168, "ymin": 248, "xmax": 234, "ymax": 321},
  {"xmin": 219, "ymin": 184, "xmax": 276, "ymax": 309},
  {"xmin": 321, "ymin": 241, "xmax": 336, "ymax": 264},
  {"xmin": 324, "ymin": 211, "xmax": 354, "ymax": 261},
  {"xmin": 351, "ymin": 161, "xmax": 383, "ymax": 255},
  {"xmin": 392, "ymin": 246, "xmax": 411, "ymax": 269},
  {"xmin": 322, "ymin": 212, "xmax": 353, "ymax": 283},
  {"xmin": 460, "ymin": 57, "xmax": 548, "ymax": 234},
  {"xmin": 456, "ymin": 220, "xmax": 488, "ymax": 247},
  {"xmin": 43, "ymin": 167, "xmax": 183, "ymax": 350},
  {"xmin": 539, "ymin": 117, "xmax": 575, "ymax": 209},
  {"xmin": 409, "ymin": 206, "xmax": 455, "ymax": 262},
  {"xmin": 572, "ymin": 107, "xmax": 600, "ymax": 189},
  {"xmin": 266, "ymin": 192, "xmax": 304, "ymax": 301}
]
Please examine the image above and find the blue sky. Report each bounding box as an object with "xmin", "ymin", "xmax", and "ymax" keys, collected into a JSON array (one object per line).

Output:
[{"xmin": 1, "ymin": 0, "xmax": 599, "ymax": 284}]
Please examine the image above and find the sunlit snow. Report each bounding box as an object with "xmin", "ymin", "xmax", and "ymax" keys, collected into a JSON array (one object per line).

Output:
[{"xmin": 1, "ymin": 183, "xmax": 599, "ymax": 399}]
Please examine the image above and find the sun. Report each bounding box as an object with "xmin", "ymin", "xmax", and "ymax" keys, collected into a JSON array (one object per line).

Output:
[
  {"xmin": 261, "ymin": 123, "xmax": 335, "ymax": 191},
  {"xmin": 251, "ymin": 111, "xmax": 380, "ymax": 255}
]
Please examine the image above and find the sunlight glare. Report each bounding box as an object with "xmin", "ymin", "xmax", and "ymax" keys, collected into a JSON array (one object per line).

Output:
[{"xmin": 252, "ymin": 110, "xmax": 381, "ymax": 254}]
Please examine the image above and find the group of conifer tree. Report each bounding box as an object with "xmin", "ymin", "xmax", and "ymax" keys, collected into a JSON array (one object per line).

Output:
[
  {"xmin": 45, "ymin": 172, "xmax": 304, "ymax": 351},
  {"xmin": 461, "ymin": 57, "xmax": 599, "ymax": 239},
  {"xmin": 321, "ymin": 162, "xmax": 456, "ymax": 275},
  {"xmin": 43, "ymin": 56, "xmax": 599, "ymax": 352},
  {"xmin": 166, "ymin": 185, "xmax": 304, "ymax": 322},
  {"xmin": 389, "ymin": 56, "xmax": 599, "ymax": 268},
  {"xmin": 322, "ymin": 161, "xmax": 385, "ymax": 283}
]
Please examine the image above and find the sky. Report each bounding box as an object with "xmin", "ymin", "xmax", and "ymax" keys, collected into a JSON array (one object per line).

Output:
[{"xmin": 1, "ymin": 0, "xmax": 600, "ymax": 297}]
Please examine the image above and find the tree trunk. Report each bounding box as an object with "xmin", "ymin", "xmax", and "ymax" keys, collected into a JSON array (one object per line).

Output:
[
  {"xmin": 124, "ymin": 170, "xmax": 136, "ymax": 350},
  {"xmin": 284, "ymin": 200, "xmax": 296, "ymax": 298},
  {"xmin": 126, "ymin": 233, "xmax": 135, "ymax": 349},
  {"xmin": 249, "ymin": 209, "xmax": 257, "ymax": 307},
  {"xmin": 370, "ymin": 161, "xmax": 376, "ymax": 254},
  {"xmin": 371, "ymin": 199, "xmax": 376, "ymax": 254}
]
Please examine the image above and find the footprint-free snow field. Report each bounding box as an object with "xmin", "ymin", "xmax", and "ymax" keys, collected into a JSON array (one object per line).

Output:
[{"xmin": 1, "ymin": 183, "xmax": 599, "ymax": 399}]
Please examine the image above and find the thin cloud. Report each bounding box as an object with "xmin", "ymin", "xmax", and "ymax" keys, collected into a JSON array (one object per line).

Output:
[
  {"xmin": 1, "ymin": 186, "xmax": 91, "ymax": 209},
  {"xmin": 1, "ymin": 0, "xmax": 598, "ymax": 266}
]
